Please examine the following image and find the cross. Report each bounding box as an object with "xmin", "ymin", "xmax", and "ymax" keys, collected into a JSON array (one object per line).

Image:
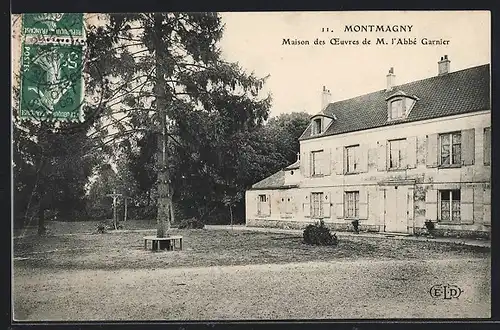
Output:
[{"xmin": 106, "ymin": 192, "xmax": 122, "ymax": 230}]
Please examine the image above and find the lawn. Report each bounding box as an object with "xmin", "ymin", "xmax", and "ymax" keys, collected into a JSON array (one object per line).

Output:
[
  {"xmin": 14, "ymin": 219, "xmax": 157, "ymax": 237},
  {"xmin": 13, "ymin": 223, "xmax": 491, "ymax": 320},
  {"xmin": 13, "ymin": 223, "xmax": 490, "ymax": 271}
]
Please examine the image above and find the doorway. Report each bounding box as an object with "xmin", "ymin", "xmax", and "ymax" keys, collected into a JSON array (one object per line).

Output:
[{"xmin": 383, "ymin": 185, "xmax": 409, "ymax": 233}]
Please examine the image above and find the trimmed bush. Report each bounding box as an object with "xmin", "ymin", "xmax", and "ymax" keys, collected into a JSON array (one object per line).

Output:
[
  {"xmin": 303, "ymin": 220, "xmax": 338, "ymax": 246},
  {"xmin": 178, "ymin": 217, "xmax": 205, "ymax": 229}
]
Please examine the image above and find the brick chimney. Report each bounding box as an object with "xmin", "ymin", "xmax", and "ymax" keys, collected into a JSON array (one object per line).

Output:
[
  {"xmin": 386, "ymin": 67, "xmax": 396, "ymax": 91},
  {"xmin": 438, "ymin": 55, "xmax": 451, "ymax": 75},
  {"xmin": 321, "ymin": 86, "xmax": 332, "ymax": 110}
]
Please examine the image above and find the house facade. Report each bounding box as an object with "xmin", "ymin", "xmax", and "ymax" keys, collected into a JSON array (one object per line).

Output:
[{"xmin": 245, "ymin": 56, "xmax": 491, "ymax": 238}]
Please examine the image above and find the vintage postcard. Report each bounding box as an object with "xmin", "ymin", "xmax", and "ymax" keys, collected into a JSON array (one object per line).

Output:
[{"xmin": 11, "ymin": 11, "xmax": 491, "ymax": 321}]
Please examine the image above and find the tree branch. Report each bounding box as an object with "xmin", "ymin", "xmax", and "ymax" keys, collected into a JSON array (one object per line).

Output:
[
  {"xmin": 86, "ymin": 112, "xmax": 135, "ymax": 140},
  {"xmin": 104, "ymin": 71, "xmax": 155, "ymax": 105},
  {"xmin": 85, "ymin": 128, "xmax": 151, "ymax": 155}
]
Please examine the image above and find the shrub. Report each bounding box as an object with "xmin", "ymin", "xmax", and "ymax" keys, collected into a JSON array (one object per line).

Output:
[
  {"xmin": 303, "ymin": 220, "xmax": 338, "ymax": 246},
  {"xmin": 424, "ymin": 220, "xmax": 436, "ymax": 237},
  {"xmin": 351, "ymin": 219, "xmax": 360, "ymax": 233},
  {"xmin": 425, "ymin": 220, "xmax": 435, "ymax": 231},
  {"xmin": 178, "ymin": 217, "xmax": 205, "ymax": 229},
  {"xmin": 95, "ymin": 222, "xmax": 108, "ymax": 234}
]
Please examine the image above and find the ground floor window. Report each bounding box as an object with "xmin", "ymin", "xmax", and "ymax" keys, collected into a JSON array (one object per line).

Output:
[
  {"xmin": 311, "ymin": 192, "xmax": 323, "ymax": 217},
  {"xmin": 345, "ymin": 191, "xmax": 359, "ymax": 218},
  {"xmin": 258, "ymin": 194, "xmax": 268, "ymax": 216},
  {"xmin": 439, "ymin": 189, "xmax": 460, "ymax": 222}
]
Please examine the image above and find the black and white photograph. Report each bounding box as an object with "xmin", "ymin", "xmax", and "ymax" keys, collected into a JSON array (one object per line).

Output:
[{"xmin": 11, "ymin": 11, "xmax": 491, "ymax": 321}]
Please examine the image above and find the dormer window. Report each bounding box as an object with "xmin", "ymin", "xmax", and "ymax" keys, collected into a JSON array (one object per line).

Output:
[
  {"xmin": 386, "ymin": 91, "xmax": 418, "ymax": 122},
  {"xmin": 309, "ymin": 114, "xmax": 335, "ymax": 137},
  {"xmin": 313, "ymin": 118, "xmax": 323, "ymax": 135},
  {"xmin": 390, "ymin": 99, "xmax": 404, "ymax": 120}
]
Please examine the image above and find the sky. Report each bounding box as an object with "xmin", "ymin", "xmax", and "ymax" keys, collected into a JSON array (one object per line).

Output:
[
  {"xmin": 12, "ymin": 12, "xmax": 490, "ymax": 117},
  {"xmin": 218, "ymin": 11, "xmax": 490, "ymax": 118}
]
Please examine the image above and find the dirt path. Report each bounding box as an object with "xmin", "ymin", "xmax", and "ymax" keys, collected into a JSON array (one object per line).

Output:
[{"xmin": 14, "ymin": 257, "xmax": 490, "ymax": 320}]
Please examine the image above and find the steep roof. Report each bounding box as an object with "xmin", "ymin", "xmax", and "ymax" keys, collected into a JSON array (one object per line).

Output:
[
  {"xmin": 299, "ymin": 64, "xmax": 490, "ymax": 140},
  {"xmin": 251, "ymin": 170, "xmax": 285, "ymax": 189},
  {"xmin": 284, "ymin": 159, "xmax": 300, "ymax": 170}
]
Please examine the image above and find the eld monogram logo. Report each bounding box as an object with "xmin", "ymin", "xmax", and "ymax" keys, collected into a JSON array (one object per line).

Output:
[{"xmin": 429, "ymin": 284, "xmax": 463, "ymax": 299}]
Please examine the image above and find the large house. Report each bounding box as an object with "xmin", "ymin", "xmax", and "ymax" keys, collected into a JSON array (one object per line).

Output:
[{"xmin": 245, "ymin": 55, "xmax": 491, "ymax": 238}]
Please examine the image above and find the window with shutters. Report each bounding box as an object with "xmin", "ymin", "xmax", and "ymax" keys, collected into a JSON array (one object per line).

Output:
[
  {"xmin": 345, "ymin": 145, "xmax": 360, "ymax": 173},
  {"xmin": 439, "ymin": 189, "xmax": 460, "ymax": 222},
  {"xmin": 484, "ymin": 127, "xmax": 491, "ymax": 166},
  {"xmin": 389, "ymin": 138, "xmax": 406, "ymax": 169},
  {"xmin": 439, "ymin": 132, "xmax": 461, "ymax": 166},
  {"xmin": 345, "ymin": 191, "xmax": 359, "ymax": 218},
  {"xmin": 257, "ymin": 194, "xmax": 268, "ymax": 216},
  {"xmin": 311, "ymin": 150, "xmax": 324, "ymax": 176},
  {"xmin": 311, "ymin": 192, "xmax": 323, "ymax": 218}
]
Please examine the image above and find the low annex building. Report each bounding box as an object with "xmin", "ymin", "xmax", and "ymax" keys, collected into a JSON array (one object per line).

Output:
[{"xmin": 245, "ymin": 55, "xmax": 491, "ymax": 237}]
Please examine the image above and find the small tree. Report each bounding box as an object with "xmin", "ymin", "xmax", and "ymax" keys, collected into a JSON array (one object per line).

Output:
[{"xmin": 222, "ymin": 191, "xmax": 243, "ymax": 229}]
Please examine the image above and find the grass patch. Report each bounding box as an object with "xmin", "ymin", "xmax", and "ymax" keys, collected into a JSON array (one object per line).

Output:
[
  {"xmin": 13, "ymin": 228, "xmax": 490, "ymax": 271},
  {"xmin": 14, "ymin": 220, "xmax": 157, "ymax": 237}
]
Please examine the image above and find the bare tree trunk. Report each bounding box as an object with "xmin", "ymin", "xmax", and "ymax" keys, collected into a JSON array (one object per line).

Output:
[
  {"xmin": 169, "ymin": 197, "xmax": 175, "ymax": 226},
  {"xmin": 24, "ymin": 155, "xmax": 44, "ymax": 233},
  {"xmin": 124, "ymin": 197, "xmax": 128, "ymax": 222},
  {"xmin": 156, "ymin": 136, "xmax": 170, "ymax": 238},
  {"xmin": 112, "ymin": 194, "xmax": 117, "ymax": 230},
  {"xmin": 154, "ymin": 13, "xmax": 172, "ymax": 240},
  {"xmin": 37, "ymin": 206, "xmax": 46, "ymax": 236},
  {"xmin": 230, "ymin": 204, "xmax": 233, "ymax": 231}
]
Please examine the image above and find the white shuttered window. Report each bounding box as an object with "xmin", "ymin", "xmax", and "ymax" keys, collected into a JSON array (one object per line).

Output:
[{"xmin": 345, "ymin": 191, "xmax": 360, "ymax": 218}]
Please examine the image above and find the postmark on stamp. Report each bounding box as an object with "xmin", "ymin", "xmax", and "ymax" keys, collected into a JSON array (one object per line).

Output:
[
  {"xmin": 22, "ymin": 13, "xmax": 84, "ymax": 38},
  {"xmin": 20, "ymin": 43, "xmax": 85, "ymax": 122}
]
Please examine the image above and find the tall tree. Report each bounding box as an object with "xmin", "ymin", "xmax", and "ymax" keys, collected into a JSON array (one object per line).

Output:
[
  {"xmin": 87, "ymin": 13, "xmax": 271, "ymax": 239},
  {"xmin": 265, "ymin": 112, "xmax": 311, "ymax": 164}
]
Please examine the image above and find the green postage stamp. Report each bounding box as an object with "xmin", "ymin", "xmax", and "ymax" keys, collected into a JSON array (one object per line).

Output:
[
  {"xmin": 19, "ymin": 43, "xmax": 85, "ymax": 122},
  {"xmin": 22, "ymin": 13, "xmax": 84, "ymax": 37},
  {"xmin": 19, "ymin": 13, "xmax": 86, "ymax": 122}
]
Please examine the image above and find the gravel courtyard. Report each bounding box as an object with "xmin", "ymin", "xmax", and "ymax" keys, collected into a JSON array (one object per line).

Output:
[
  {"xmin": 13, "ymin": 224, "xmax": 491, "ymax": 320},
  {"xmin": 14, "ymin": 257, "xmax": 490, "ymax": 320}
]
